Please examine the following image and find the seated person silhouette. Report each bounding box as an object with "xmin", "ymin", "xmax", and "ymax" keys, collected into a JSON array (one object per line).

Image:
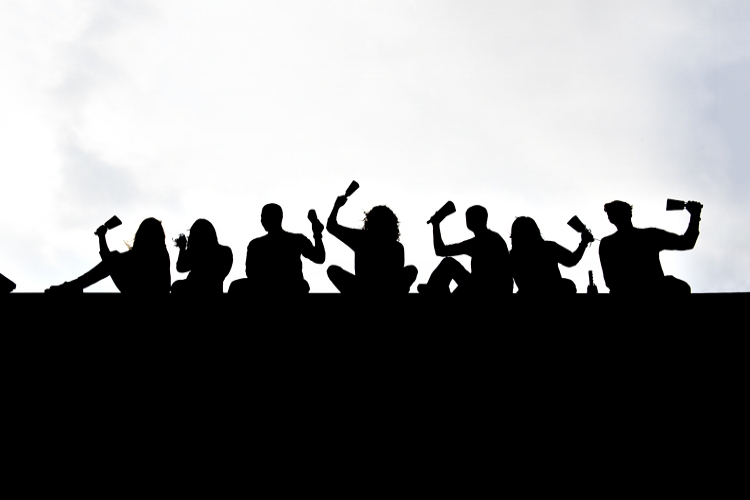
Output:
[
  {"xmin": 599, "ymin": 200, "xmax": 702, "ymax": 294},
  {"xmin": 418, "ymin": 205, "xmax": 512, "ymax": 295},
  {"xmin": 171, "ymin": 219, "xmax": 233, "ymax": 294},
  {"xmin": 1, "ymin": 272, "xmax": 15, "ymax": 293},
  {"xmin": 510, "ymin": 216, "xmax": 594, "ymax": 294},
  {"xmin": 229, "ymin": 203, "xmax": 325, "ymax": 294},
  {"xmin": 45, "ymin": 217, "xmax": 171, "ymax": 294},
  {"xmin": 326, "ymin": 196, "xmax": 417, "ymax": 294}
]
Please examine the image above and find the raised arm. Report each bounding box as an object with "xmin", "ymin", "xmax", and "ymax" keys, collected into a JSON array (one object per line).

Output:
[
  {"xmin": 431, "ymin": 222, "xmax": 475, "ymax": 257},
  {"xmin": 557, "ymin": 231, "xmax": 594, "ymax": 267},
  {"xmin": 174, "ymin": 234, "xmax": 191, "ymax": 273},
  {"xmin": 95, "ymin": 225, "xmax": 112, "ymax": 260},
  {"xmin": 326, "ymin": 195, "xmax": 361, "ymax": 250},
  {"xmin": 662, "ymin": 201, "xmax": 702, "ymax": 250}
]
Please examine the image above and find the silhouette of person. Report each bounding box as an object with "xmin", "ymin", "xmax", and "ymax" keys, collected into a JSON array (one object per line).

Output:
[
  {"xmin": 599, "ymin": 200, "xmax": 702, "ymax": 294},
  {"xmin": 171, "ymin": 219, "xmax": 233, "ymax": 294},
  {"xmin": 418, "ymin": 205, "xmax": 512, "ymax": 295},
  {"xmin": 229, "ymin": 203, "xmax": 325, "ymax": 294},
  {"xmin": 510, "ymin": 217, "xmax": 594, "ymax": 294},
  {"xmin": 326, "ymin": 196, "xmax": 417, "ymax": 294},
  {"xmin": 1, "ymin": 272, "xmax": 15, "ymax": 293},
  {"xmin": 45, "ymin": 217, "xmax": 171, "ymax": 294}
]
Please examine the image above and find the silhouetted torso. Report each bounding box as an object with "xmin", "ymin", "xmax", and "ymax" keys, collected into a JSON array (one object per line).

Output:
[
  {"xmin": 599, "ymin": 227, "xmax": 687, "ymax": 293},
  {"xmin": 463, "ymin": 230, "xmax": 512, "ymax": 293},
  {"xmin": 177, "ymin": 245, "xmax": 233, "ymax": 294},
  {"xmin": 247, "ymin": 231, "xmax": 318, "ymax": 292},
  {"xmin": 106, "ymin": 248, "xmax": 171, "ymax": 294},
  {"xmin": 328, "ymin": 225, "xmax": 404, "ymax": 292},
  {"xmin": 511, "ymin": 241, "xmax": 570, "ymax": 293}
]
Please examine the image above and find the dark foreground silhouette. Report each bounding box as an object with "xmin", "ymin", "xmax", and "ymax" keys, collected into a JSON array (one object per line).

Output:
[
  {"xmin": 418, "ymin": 204, "xmax": 512, "ymax": 295},
  {"xmin": 229, "ymin": 203, "xmax": 325, "ymax": 294},
  {"xmin": 326, "ymin": 189, "xmax": 416, "ymax": 294},
  {"xmin": 599, "ymin": 200, "xmax": 701, "ymax": 294},
  {"xmin": 45, "ymin": 217, "xmax": 171, "ymax": 294},
  {"xmin": 510, "ymin": 217, "xmax": 594, "ymax": 294},
  {"xmin": 171, "ymin": 219, "xmax": 233, "ymax": 294},
  {"xmin": 1, "ymin": 272, "xmax": 15, "ymax": 293}
]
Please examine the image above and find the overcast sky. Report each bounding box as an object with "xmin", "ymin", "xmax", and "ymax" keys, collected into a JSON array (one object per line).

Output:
[{"xmin": 1, "ymin": 0, "xmax": 749, "ymax": 293}]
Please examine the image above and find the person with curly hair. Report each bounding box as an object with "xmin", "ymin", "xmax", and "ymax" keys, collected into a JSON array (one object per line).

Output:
[
  {"xmin": 45, "ymin": 217, "xmax": 171, "ymax": 294},
  {"xmin": 326, "ymin": 195, "xmax": 417, "ymax": 294}
]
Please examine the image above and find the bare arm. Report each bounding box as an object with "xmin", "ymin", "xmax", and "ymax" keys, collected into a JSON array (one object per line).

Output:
[
  {"xmin": 95, "ymin": 225, "xmax": 112, "ymax": 260},
  {"xmin": 662, "ymin": 202, "xmax": 702, "ymax": 250},
  {"xmin": 301, "ymin": 234, "xmax": 326, "ymax": 264},
  {"xmin": 432, "ymin": 222, "xmax": 474, "ymax": 257},
  {"xmin": 326, "ymin": 196, "xmax": 361, "ymax": 251},
  {"xmin": 175, "ymin": 235, "xmax": 190, "ymax": 273},
  {"xmin": 558, "ymin": 231, "xmax": 594, "ymax": 267}
]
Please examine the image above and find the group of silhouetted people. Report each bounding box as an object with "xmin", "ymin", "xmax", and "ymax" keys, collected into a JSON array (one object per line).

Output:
[{"xmin": 34, "ymin": 187, "xmax": 702, "ymax": 296}]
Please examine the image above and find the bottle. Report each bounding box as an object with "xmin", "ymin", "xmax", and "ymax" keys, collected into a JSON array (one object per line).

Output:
[
  {"xmin": 587, "ymin": 271, "xmax": 598, "ymax": 294},
  {"xmin": 427, "ymin": 201, "xmax": 456, "ymax": 224}
]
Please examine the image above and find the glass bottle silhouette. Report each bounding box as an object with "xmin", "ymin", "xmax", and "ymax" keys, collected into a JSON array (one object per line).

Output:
[{"xmin": 587, "ymin": 270, "xmax": 598, "ymax": 294}]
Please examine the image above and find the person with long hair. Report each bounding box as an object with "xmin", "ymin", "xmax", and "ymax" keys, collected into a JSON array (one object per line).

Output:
[
  {"xmin": 171, "ymin": 218, "xmax": 233, "ymax": 294},
  {"xmin": 510, "ymin": 216, "xmax": 593, "ymax": 294},
  {"xmin": 418, "ymin": 205, "xmax": 512, "ymax": 295},
  {"xmin": 45, "ymin": 217, "xmax": 171, "ymax": 294},
  {"xmin": 326, "ymin": 196, "xmax": 417, "ymax": 294}
]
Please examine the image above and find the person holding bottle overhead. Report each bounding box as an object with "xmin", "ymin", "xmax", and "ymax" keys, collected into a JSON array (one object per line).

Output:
[
  {"xmin": 326, "ymin": 182, "xmax": 417, "ymax": 294},
  {"xmin": 510, "ymin": 216, "xmax": 594, "ymax": 294},
  {"xmin": 45, "ymin": 217, "xmax": 171, "ymax": 294},
  {"xmin": 171, "ymin": 219, "xmax": 233, "ymax": 294},
  {"xmin": 418, "ymin": 203, "xmax": 512, "ymax": 295}
]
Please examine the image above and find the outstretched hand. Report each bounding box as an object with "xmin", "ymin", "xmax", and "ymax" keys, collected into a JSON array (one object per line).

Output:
[
  {"xmin": 581, "ymin": 230, "xmax": 595, "ymax": 245},
  {"xmin": 333, "ymin": 195, "xmax": 348, "ymax": 209},
  {"xmin": 94, "ymin": 225, "xmax": 107, "ymax": 237},
  {"xmin": 686, "ymin": 201, "xmax": 703, "ymax": 216}
]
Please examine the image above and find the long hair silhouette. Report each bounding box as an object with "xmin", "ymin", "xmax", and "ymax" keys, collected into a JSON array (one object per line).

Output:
[{"xmin": 363, "ymin": 206, "xmax": 400, "ymax": 241}]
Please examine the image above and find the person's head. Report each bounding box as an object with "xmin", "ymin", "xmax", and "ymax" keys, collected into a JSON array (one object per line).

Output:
[
  {"xmin": 465, "ymin": 205, "xmax": 488, "ymax": 232},
  {"xmin": 603, "ymin": 200, "xmax": 633, "ymax": 229},
  {"xmin": 261, "ymin": 203, "xmax": 283, "ymax": 232},
  {"xmin": 131, "ymin": 218, "xmax": 166, "ymax": 251},
  {"xmin": 188, "ymin": 218, "xmax": 218, "ymax": 249},
  {"xmin": 363, "ymin": 205, "xmax": 400, "ymax": 241},
  {"xmin": 510, "ymin": 216, "xmax": 544, "ymax": 249}
]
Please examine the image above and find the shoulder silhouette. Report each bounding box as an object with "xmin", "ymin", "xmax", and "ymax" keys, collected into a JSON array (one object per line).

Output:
[
  {"xmin": 599, "ymin": 199, "xmax": 701, "ymax": 294},
  {"xmin": 45, "ymin": 217, "xmax": 171, "ymax": 294},
  {"xmin": 229, "ymin": 203, "xmax": 325, "ymax": 295},
  {"xmin": 418, "ymin": 204, "xmax": 511, "ymax": 295},
  {"xmin": 510, "ymin": 216, "xmax": 593, "ymax": 294},
  {"xmin": 326, "ymin": 184, "xmax": 417, "ymax": 294},
  {"xmin": 171, "ymin": 219, "xmax": 233, "ymax": 294},
  {"xmin": 1, "ymin": 272, "xmax": 15, "ymax": 293}
]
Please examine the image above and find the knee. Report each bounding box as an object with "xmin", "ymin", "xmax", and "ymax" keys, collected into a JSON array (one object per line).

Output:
[
  {"xmin": 327, "ymin": 265, "xmax": 343, "ymax": 279},
  {"xmin": 228, "ymin": 278, "xmax": 250, "ymax": 294}
]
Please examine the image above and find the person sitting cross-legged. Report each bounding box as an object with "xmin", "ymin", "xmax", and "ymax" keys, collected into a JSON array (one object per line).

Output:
[
  {"xmin": 229, "ymin": 203, "xmax": 325, "ymax": 295},
  {"xmin": 326, "ymin": 196, "xmax": 417, "ymax": 294},
  {"xmin": 418, "ymin": 205, "xmax": 512, "ymax": 296}
]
